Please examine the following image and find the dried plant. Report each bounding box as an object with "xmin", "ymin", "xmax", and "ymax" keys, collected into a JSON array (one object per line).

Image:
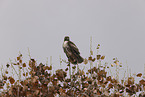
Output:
[{"xmin": 0, "ymin": 45, "xmax": 144, "ymax": 97}]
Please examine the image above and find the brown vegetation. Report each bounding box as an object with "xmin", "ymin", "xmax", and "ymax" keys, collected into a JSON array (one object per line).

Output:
[{"xmin": 0, "ymin": 45, "xmax": 145, "ymax": 97}]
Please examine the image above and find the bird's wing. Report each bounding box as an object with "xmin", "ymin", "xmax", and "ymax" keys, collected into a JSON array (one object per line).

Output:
[
  {"xmin": 68, "ymin": 41, "xmax": 80, "ymax": 54},
  {"xmin": 63, "ymin": 45, "xmax": 71, "ymax": 58}
]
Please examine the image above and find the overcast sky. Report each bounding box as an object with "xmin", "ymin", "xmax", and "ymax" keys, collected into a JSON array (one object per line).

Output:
[{"xmin": 0, "ymin": 0, "xmax": 145, "ymax": 77}]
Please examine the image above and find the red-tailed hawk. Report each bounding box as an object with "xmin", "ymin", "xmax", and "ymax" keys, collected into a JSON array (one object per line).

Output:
[{"xmin": 63, "ymin": 36, "xmax": 83, "ymax": 64}]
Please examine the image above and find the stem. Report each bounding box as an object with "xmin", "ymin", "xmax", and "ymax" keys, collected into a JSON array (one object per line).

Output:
[{"xmin": 69, "ymin": 62, "xmax": 71, "ymax": 79}]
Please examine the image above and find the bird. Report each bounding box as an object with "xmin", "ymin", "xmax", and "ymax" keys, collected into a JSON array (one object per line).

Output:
[{"xmin": 63, "ymin": 36, "xmax": 84, "ymax": 64}]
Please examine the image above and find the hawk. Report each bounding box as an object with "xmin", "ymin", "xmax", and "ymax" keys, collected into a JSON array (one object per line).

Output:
[{"xmin": 63, "ymin": 36, "xmax": 84, "ymax": 64}]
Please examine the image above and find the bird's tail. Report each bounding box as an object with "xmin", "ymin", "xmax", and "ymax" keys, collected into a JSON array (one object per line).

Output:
[
  {"xmin": 69, "ymin": 54, "xmax": 84, "ymax": 64},
  {"xmin": 76, "ymin": 54, "xmax": 84, "ymax": 63}
]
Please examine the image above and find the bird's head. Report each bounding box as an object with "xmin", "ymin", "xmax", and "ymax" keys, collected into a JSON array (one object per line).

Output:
[{"xmin": 64, "ymin": 36, "xmax": 70, "ymax": 41}]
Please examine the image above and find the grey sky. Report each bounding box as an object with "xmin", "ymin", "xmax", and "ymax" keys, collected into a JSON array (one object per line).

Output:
[{"xmin": 0, "ymin": 0, "xmax": 145, "ymax": 76}]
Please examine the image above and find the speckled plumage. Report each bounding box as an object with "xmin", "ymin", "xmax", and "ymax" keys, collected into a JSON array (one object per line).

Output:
[{"xmin": 63, "ymin": 36, "xmax": 84, "ymax": 64}]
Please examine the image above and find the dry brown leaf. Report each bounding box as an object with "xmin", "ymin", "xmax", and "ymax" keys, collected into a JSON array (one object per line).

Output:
[
  {"xmin": 84, "ymin": 58, "xmax": 88, "ymax": 64},
  {"xmin": 101, "ymin": 56, "xmax": 105, "ymax": 60},
  {"xmin": 97, "ymin": 55, "xmax": 101, "ymax": 60},
  {"xmin": 22, "ymin": 63, "xmax": 26, "ymax": 67},
  {"xmin": 17, "ymin": 57, "xmax": 20, "ymax": 60},
  {"xmin": 88, "ymin": 56, "xmax": 92, "ymax": 60},
  {"xmin": 137, "ymin": 73, "xmax": 142, "ymax": 77},
  {"xmin": 8, "ymin": 77, "xmax": 15, "ymax": 84}
]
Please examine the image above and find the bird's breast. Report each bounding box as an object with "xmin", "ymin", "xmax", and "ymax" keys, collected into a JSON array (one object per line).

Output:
[{"xmin": 63, "ymin": 41, "xmax": 68, "ymax": 48}]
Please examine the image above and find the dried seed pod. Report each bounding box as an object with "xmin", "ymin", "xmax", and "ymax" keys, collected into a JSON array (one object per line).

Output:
[
  {"xmin": 108, "ymin": 83, "xmax": 113, "ymax": 88},
  {"xmin": 90, "ymin": 51, "xmax": 93, "ymax": 55},
  {"xmin": 23, "ymin": 73, "xmax": 25, "ymax": 76},
  {"xmin": 101, "ymin": 56, "xmax": 105, "ymax": 60},
  {"xmin": 137, "ymin": 73, "xmax": 142, "ymax": 77},
  {"xmin": 67, "ymin": 63, "xmax": 70, "ymax": 66},
  {"xmin": 19, "ymin": 60, "xmax": 22, "ymax": 63},
  {"xmin": 5, "ymin": 71, "xmax": 8, "ymax": 74},
  {"xmin": 48, "ymin": 66, "xmax": 52, "ymax": 70},
  {"xmin": 17, "ymin": 57, "xmax": 20, "ymax": 61},
  {"xmin": 97, "ymin": 55, "xmax": 101, "ymax": 60},
  {"xmin": 6, "ymin": 64, "xmax": 10, "ymax": 68},
  {"xmin": 84, "ymin": 58, "xmax": 88, "ymax": 64},
  {"xmin": 106, "ymin": 76, "xmax": 112, "ymax": 81},
  {"xmin": 65, "ymin": 68, "xmax": 68, "ymax": 71},
  {"xmin": 72, "ymin": 66, "xmax": 76, "ymax": 69},
  {"xmin": 92, "ymin": 58, "xmax": 96, "ymax": 62},
  {"xmin": 22, "ymin": 63, "xmax": 26, "ymax": 67},
  {"xmin": 8, "ymin": 77, "xmax": 15, "ymax": 84},
  {"xmin": 88, "ymin": 56, "xmax": 92, "ymax": 60}
]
